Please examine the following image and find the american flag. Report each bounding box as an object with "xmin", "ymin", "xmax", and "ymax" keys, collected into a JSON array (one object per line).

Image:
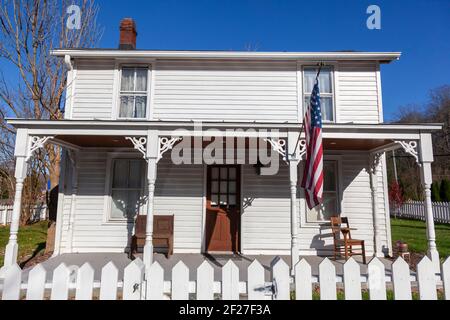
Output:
[{"xmin": 301, "ymin": 81, "xmax": 324, "ymax": 210}]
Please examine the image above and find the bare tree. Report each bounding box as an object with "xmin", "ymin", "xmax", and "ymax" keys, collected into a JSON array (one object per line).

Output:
[{"xmin": 0, "ymin": 0, "xmax": 102, "ymax": 253}]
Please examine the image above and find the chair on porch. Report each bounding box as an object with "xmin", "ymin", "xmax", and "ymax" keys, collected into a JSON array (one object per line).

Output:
[
  {"xmin": 130, "ymin": 215, "xmax": 174, "ymax": 259},
  {"xmin": 330, "ymin": 217, "xmax": 366, "ymax": 264}
]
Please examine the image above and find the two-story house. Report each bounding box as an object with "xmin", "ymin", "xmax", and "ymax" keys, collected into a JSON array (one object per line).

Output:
[{"xmin": 2, "ymin": 18, "xmax": 442, "ymax": 272}]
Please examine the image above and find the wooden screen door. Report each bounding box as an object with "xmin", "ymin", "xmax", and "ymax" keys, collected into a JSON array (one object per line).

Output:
[{"xmin": 205, "ymin": 166, "xmax": 241, "ymax": 253}]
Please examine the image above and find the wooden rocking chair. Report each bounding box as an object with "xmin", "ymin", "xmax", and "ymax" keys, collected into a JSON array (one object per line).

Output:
[{"xmin": 330, "ymin": 216, "xmax": 366, "ymax": 264}]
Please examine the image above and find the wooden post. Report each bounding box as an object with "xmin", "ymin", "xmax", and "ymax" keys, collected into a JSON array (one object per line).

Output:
[
  {"xmin": 143, "ymin": 131, "xmax": 159, "ymax": 267},
  {"xmin": 369, "ymin": 153, "xmax": 382, "ymax": 257},
  {"xmin": 67, "ymin": 151, "xmax": 79, "ymax": 253},
  {"xmin": 419, "ymin": 133, "xmax": 440, "ymax": 273},
  {"xmin": 4, "ymin": 129, "xmax": 29, "ymax": 267},
  {"xmin": 288, "ymin": 132, "xmax": 300, "ymax": 274}
]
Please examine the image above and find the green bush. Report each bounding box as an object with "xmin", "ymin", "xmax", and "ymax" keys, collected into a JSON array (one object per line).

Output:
[
  {"xmin": 440, "ymin": 179, "xmax": 450, "ymax": 202},
  {"xmin": 431, "ymin": 182, "xmax": 441, "ymax": 202}
]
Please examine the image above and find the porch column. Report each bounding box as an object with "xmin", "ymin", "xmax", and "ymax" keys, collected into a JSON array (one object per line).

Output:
[
  {"xmin": 419, "ymin": 133, "xmax": 440, "ymax": 273},
  {"xmin": 143, "ymin": 131, "xmax": 159, "ymax": 267},
  {"xmin": 287, "ymin": 132, "xmax": 300, "ymax": 272},
  {"xmin": 67, "ymin": 151, "xmax": 79, "ymax": 253},
  {"xmin": 3, "ymin": 129, "xmax": 29, "ymax": 267},
  {"xmin": 369, "ymin": 153, "xmax": 382, "ymax": 257}
]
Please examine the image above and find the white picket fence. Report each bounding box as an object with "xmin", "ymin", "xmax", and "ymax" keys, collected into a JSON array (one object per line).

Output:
[
  {"xmin": 0, "ymin": 204, "xmax": 47, "ymax": 225},
  {"xmin": 1, "ymin": 256, "xmax": 449, "ymax": 300},
  {"xmin": 392, "ymin": 201, "xmax": 450, "ymax": 224}
]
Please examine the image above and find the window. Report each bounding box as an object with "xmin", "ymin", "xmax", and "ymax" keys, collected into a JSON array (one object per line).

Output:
[
  {"xmin": 306, "ymin": 160, "xmax": 339, "ymax": 222},
  {"xmin": 210, "ymin": 167, "xmax": 238, "ymax": 207},
  {"xmin": 303, "ymin": 66, "xmax": 334, "ymax": 122},
  {"xmin": 119, "ymin": 67, "xmax": 148, "ymax": 118},
  {"xmin": 110, "ymin": 159, "xmax": 145, "ymax": 220}
]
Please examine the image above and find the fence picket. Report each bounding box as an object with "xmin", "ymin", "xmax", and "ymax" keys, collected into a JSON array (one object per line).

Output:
[
  {"xmin": 2, "ymin": 264, "xmax": 22, "ymax": 300},
  {"xmin": 172, "ymin": 261, "xmax": 189, "ymax": 300},
  {"xmin": 392, "ymin": 257, "xmax": 412, "ymax": 300},
  {"xmin": 123, "ymin": 258, "xmax": 145, "ymax": 300},
  {"xmin": 368, "ymin": 258, "xmax": 387, "ymax": 300},
  {"xmin": 26, "ymin": 264, "xmax": 47, "ymax": 300},
  {"xmin": 146, "ymin": 261, "xmax": 164, "ymax": 300},
  {"xmin": 442, "ymin": 257, "xmax": 450, "ymax": 300},
  {"xmin": 248, "ymin": 260, "xmax": 265, "ymax": 300},
  {"xmin": 319, "ymin": 258, "xmax": 337, "ymax": 300},
  {"xmin": 343, "ymin": 258, "xmax": 361, "ymax": 300},
  {"xmin": 271, "ymin": 257, "xmax": 290, "ymax": 300},
  {"xmin": 75, "ymin": 263, "xmax": 95, "ymax": 300},
  {"xmin": 295, "ymin": 259, "xmax": 312, "ymax": 300},
  {"xmin": 50, "ymin": 263, "xmax": 71, "ymax": 300},
  {"xmin": 394, "ymin": 201, "xmax": 450, "ymax": 224},
  {"xmin": 197, "ymin": 261, "xmax": 214, "ymax": 300},
  {"xmin": 222, "ymin": 260, "xmax": 239, "ymax": 300},
  {"xmin": 417, "ymin": 256, "xmax": 437, "ymax": 300},
  {"xmin": 99, "ymin": 262, "xmax": 118, "ymax": 300}
]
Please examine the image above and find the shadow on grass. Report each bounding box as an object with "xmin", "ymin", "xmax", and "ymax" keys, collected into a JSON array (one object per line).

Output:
[{"xmin": 19, "ymin": 242, "xmax": 46, "ymax": 268}]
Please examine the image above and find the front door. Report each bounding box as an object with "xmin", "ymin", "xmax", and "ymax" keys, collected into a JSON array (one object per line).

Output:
[{"xmin": 205, "ymin": 166, "xmax": 241, "ymax": 253}]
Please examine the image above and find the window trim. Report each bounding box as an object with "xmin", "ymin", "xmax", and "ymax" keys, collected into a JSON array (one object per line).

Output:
[
  {"xmin": 300, "ymin": 155, "xmax": 343, "ymax": 227},
  {"xmin": 115, "ymin": 64, "xmax": 152, "ymax": 120},
  {"xmin": 103, "ymin": 152, "xmax": 147, "ymax": 224},
  {"xmin": 302, "ymin": 65, "xmax": 336, "ymax": 123}
]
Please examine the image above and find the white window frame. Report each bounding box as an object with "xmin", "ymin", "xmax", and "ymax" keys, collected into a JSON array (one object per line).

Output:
[
  {"xmin": 115, "ymin": 64, "xmax": 152, "ymax": 120},
  {"xmin": 103, "ymin": 152, "xmax": 147, "ymax": 224},
  {"xmin": 300, "ymin": 155, "xmax": 343, "ymax": 227},
  {"xmin": 302, "ymin": 65, "xmax": 336, "ymax": 123}
]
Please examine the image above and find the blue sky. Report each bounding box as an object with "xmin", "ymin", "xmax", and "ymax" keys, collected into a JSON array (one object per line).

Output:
[{"xmin": 94, "ymin": 0, "xmax": 449, "ymax": 121}]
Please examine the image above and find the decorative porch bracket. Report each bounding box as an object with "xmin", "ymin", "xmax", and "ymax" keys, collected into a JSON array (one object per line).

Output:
[
  {"xmin": 394, "ymin": 140, "xmax": 420, "ymax": 166},
  {"xmin": 25, "ymin": 136, "xmax": 54, "ymax": 162},
  {"xmin": 126, "ymin": 136, "xmax": 183, "ymax": 163},
  {"xmin": 263, "ymin": 138, "xmax": 288, "ymax": 163}
]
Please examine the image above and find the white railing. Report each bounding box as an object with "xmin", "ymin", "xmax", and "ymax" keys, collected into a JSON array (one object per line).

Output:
[
  {"xmin": 0, "ymin": 204, "xmax": 47, "ymax": 226},
  {"xmin": 1, "ymin": 256, "xmax": 449, "ymax": 300},
  {"xmin": 391, "ymin": 201, "xmax": 450, "ymax": 224}
]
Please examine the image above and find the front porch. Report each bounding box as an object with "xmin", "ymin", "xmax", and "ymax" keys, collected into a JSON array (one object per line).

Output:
[{"xmin": 21, "ymin": 252, "xmax": 395, "ymax": 282}]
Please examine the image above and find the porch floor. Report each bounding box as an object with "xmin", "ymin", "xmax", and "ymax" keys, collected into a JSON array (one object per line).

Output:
[{"xmin": 22, "ymin": 253, "xmax": 396, "ymax": 282}]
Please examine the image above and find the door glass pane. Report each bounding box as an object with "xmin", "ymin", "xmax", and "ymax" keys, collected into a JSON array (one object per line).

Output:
[
  {"xmin": 229, "ymin": 181, "xmax": 236, "ymax": 193},
  {"xmin": 229, "ymin": 195, "xmax": 236, "ymax": 206},
  {"xmin": 229, "ymin": 168, "xmax": 237, "ymax": 180},
  {"xmin": 211, "ymin": 181, "xmax": 219, "ymax": 193},
  {"xmin": 211, "ymin": 194, "xmax": 219, "ymax": 206},
  {"xmin": 220, "ymin": 168, "xmax": 228, "ymax": 180},
  {"xmin": 211, "ymin": 168, "xmax": 219, "ymax": 180},
  {"xmin": 121, "ymin": 68, "xmax": 134, "ymax": 91},
  {"xmin": 220, "ymin": 181, "xmax": 228, "ymax": 194},
  {"xmin": 113, "ymin": 161, "xmax": 128, "ymax": 188},
  {"xmin": 220, "ymin": 194, "xmax": 227, "ymax": 206}
]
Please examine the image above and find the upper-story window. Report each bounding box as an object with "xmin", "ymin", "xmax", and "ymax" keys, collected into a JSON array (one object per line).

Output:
[
  {"xmin": 119, "ymin": 67, "xmax": 149, "ymax": 119},
  {"xmin": 303, "ymin": 66, "xmax": 334, "ymax": 122}
]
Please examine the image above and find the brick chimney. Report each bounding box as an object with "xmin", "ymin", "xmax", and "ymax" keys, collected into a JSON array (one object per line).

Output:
[{"xmin": 119, "ymin": 18, "xmax": 137, "ymax": 50}]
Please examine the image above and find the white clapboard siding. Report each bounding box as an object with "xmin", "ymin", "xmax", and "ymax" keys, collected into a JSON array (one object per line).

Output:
[
  {"xmin": 247, "ymin": 260, "xmax": 266, "ymax": 300},
  {"xmin": 368, "ymin": 258, "xmax": 387, "ymax": 300},
  {"xmin": 171, "ymin": 261, "xmax": 190, "ymax": 300},
  {"xmin": 319, "ymin": 258, "xmax": 337, "ymax": 300},
  {"xmin": 295, "ymin": 259, "xmax": 312, "ymax": 300},
  {"xmin": 196, "ymin": 261, "xmax": 214, "ymax": 300},
  {"xmin": 392, "ymin": 257, "xmax": 412, "ymax": 300},
  {"xmin": 99, "ymin": 262, "xmax": 119, "ymax": 300},
  {"xmin": 417, "ymin": 257, "xmax": 438, "ymax": 300},
  {"xmin": 26, "ymin": 264, "xmax": 47, "ymax": 300},
  {"xmin": 343, "ymin": 258, "xmax": 362, "ymax": 300},
  {"xmin": 222, "ymin": 260, "xmax": 240, "ymax": 300},
  {"xmin": 271, "ymin": 258, "xmax": 290, "ymax": 300},
  {"xmin": 123, "ymin": 258, "xmax": 145, "ymax": 300},
  {"xmin": 153, "ymin": 60, "xmax": 298, "ymax": 122}
]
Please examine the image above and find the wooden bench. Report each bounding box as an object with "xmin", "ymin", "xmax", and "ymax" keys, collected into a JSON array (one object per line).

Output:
[{"xmin": 130, "ymin": 215, "xmax": 174, "ymax": 258}]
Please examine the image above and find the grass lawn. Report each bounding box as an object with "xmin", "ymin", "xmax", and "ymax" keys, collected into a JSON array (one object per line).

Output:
[
  {"xmin": 391, "ymin": 218, "xmax": 450, "ymax": 260},
  {"xmin": 0, "ymin": 221, "xmax": 48, "ymax": 266}
]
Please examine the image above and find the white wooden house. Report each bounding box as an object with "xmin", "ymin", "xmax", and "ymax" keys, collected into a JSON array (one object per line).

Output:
[{"xmin": 2, "ymin": 19, "xmax": 443, "ymax": 272}]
